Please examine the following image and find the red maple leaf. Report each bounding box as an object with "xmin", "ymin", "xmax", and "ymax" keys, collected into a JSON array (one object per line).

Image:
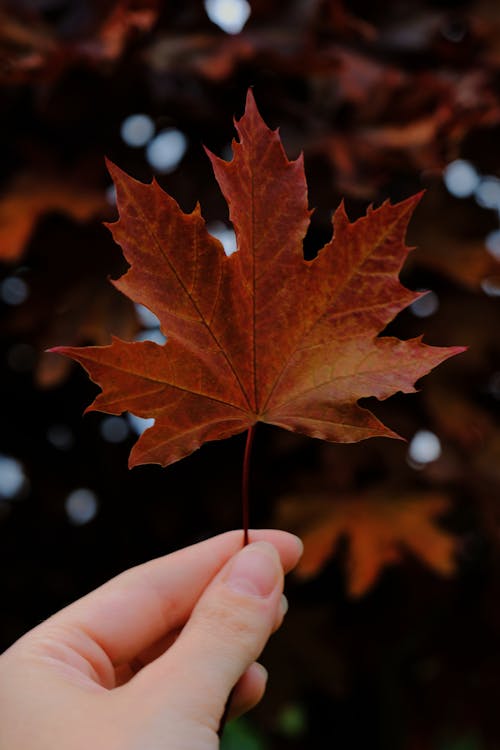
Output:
[{"xmin": 51, "ymin": 91, "xmax": 464, "ymax": 468}]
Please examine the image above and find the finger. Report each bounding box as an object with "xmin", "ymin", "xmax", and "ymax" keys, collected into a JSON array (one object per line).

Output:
[
  {"xmin": 228, "ymin": 663, "xmax": 268, "ymax": 720},
  {"xmin": 118, "ymin": 592, "xmax": 288, "ymax": 687},
  {"xmin": 129, "ymin": 541, "xmax": 284, "ymax": 727},
  {"xmin": 27, "ymin": 530, "xmax": 302, "ymax": 678}
]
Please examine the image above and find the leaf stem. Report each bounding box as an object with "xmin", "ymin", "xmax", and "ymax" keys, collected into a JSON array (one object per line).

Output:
[
  {"xmin": 242, "ymin": 424, "xmax": 256, "ymax": 547},
  {"xmin": 217, "ymin": 424, "xmax": 256, "ymax": 739}
]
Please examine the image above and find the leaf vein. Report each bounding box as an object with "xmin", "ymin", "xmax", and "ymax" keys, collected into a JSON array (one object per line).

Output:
[
  {"xmin": 261, "ymin": 212, "xmax": 408, "ymax": 411},
  {"xmin": 130, "ymin": 191, "xmax": 252, "ymax": 410}
]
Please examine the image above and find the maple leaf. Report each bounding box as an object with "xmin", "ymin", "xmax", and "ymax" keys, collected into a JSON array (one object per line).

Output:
[
  {"xmin": 281, "ymin": 491, "xmax": 458, "ymax": 596},
  {"xmin": 50, "ymin": 91, "xmax": 464, "ymax": 468}
]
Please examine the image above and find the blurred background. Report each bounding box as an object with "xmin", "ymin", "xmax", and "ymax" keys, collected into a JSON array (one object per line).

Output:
[{"xmin": 1, "ymin": 1, "xmax": 500, "ymax": 748}]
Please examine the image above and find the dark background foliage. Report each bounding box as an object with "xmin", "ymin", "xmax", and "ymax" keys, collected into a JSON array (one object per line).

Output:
[{"xmin": 1, "ymin": 1, "xmax": 500, "ymax": 748}]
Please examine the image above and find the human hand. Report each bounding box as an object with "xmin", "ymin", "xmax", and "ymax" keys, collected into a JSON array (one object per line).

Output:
[{"xmin": 0, "ymin": 529, "xmax": 303, "ymax": 750}]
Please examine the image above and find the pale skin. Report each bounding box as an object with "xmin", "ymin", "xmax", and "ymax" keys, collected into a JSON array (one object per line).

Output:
[{"xmin": 0, "ymin": 529, "xmax": 303, "ymax": 750}]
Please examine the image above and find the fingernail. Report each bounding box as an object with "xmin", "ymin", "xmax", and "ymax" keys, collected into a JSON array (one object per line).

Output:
[
  {"xmin": 226, "ymin": 541, "xmax": 281, "ymax": 598},
  {"xmin": 279, "ymin": 594, "xmax": 288, "ymax": 618},
  {"xmin": 293, "ymin": 535, "xmax": 304, "ymax": 558},
  {"xmin": 255, "ymin": 663, "xmax": 268, "ymax": 684}
]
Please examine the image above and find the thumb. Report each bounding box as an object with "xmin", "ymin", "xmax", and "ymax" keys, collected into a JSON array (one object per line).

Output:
[{"xmin": 133, "ymin": 541, "xmax": 284, "ymax": 728}]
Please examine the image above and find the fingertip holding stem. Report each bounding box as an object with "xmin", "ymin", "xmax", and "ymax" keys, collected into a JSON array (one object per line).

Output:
[
  {"xmin": 226, "ymin": 541, "xmax": 283, "ymax": 598},
  {"xmin": 217, "ymin": 542, "xmax": 283, "ymax": 737}
]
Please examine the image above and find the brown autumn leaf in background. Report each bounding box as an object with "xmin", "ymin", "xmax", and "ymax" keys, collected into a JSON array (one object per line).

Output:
[
  {"xmin": 52, "ymin": 92, "xmax": 464, "ymax": 468},
  {"xmin": 2, "ymin": 0, "xmax": 500, "ymax": 283},
  {"xmin": 0, "ymin": 0, "xmax": 160, "ymax": 85},
  {"xmin": 0, "ymin": 170, "xmax": 108, "ymax": 263},
  {"xmin": 279, "ymin": 491, "xmax": 457, "ymax": 597},
  {"xmin": 407, "ymin": 185, "xmax": 500, "ymax": 291}
]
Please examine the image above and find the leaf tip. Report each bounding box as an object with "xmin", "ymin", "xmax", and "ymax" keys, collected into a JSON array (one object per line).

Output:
[
  {"xmin": 235, "ymin": 87, "xmax": 269, "ymax": 135},
  {"xmin": 204, "ymin": 143, "xmax": 228, "ymax": 172},
  {"xmin": 102, "ymin": 220, "xmax": 116, "ymax": 235},
  {"xmin": 245, "ymin": 86, "xmax": 257, "ymax": 111},
  {"xmin": 128, "ymin": 454, "xmax": 139, "ymax": 470},
  {"xmin": 433, "ymin": 343, "xmax": 469, "ymax": 363},
  {"xmin": 45, "ymin": 345, "xmax": 72, "ymax": 357},
  {"xmin": 335, "ymin": 197, "xmax": 348, "ymax": 218},
  {"xmin": 386, "ymin": 429, "xmax": 407, "ymax": 442},
  {"xmin": 104, "ymin": 156, "xmax": 122, "ymax": 181},
  {"xmin": 398, "ymin": 189, "xmax": 426, "ymax": 214}
]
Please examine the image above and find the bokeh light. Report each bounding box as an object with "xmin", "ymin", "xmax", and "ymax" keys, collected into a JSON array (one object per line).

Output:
[
  {"xmin": 120, "ymin": 114, "xmax": 155, "ymax": 148},
  {"xmin": 134, "ymin": 303, "xmax": 166, "ymax": 344},
  {"xmin": 47, "ymin": 424, "xmax": 74, "ymax": 451},
  {"xmin": 485, "ymin": 229, "xmax": 500, "ymax": 259},
  {"xmin": 443, "ymin": 160, "xmax": 479, "ymax": 198},
  {"xmin": 481, "ymin": 276, "xmax": 500, "ymax": 297},
  {"xmin": 474, "ymin": 177, "xmax": 500, "ymax": 210},
  {"xmin": 0, "ymin": 454, "xmax": 27, "ymax": 500},
  {"xmin": 207, "ymin": 221, "xmax": 237, "ymax": 255},
  {"xmin": 106, "ymin": 184, "xmax": 117, "ymax": 206},
  {"xmin": 146, "ymin": 129, "xmax": 187, "ymax": 173},
  {"xmin": 204, "ymin": 0, "xmax": 251, "ymax": 34},
  {"xmin": 408, "ymin": 430, "xmax": 442, "ymax": 466},
  {"xmin": 100, "ymin": 416, "xmax": 129, "ymax": 443},
  {"xmin": 410, "ymin": 291, "xmax": 439, "ymax": 318},
  {"xmin": 65, "ymin": 488, "xmax": 99, "ymax": 526},
  {"xmin": 127, "ymin": 413, "xmax": 155, "ymax": 435},
  {"xmin": 135, "ymin": 328, "xmax": 167, "ymax": 344},
  {"xmin": 1, "ymin": 277, "xmax": 29, "ymax": 306},
  {"xmin": 135, "ymin": 303, "xmax": 160, "ymax": 328}
]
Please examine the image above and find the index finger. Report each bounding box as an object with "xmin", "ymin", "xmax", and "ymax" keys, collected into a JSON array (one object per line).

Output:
[{"xmin": 32, "ymin": 529, "xmax": 303, "ymax": 670}]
